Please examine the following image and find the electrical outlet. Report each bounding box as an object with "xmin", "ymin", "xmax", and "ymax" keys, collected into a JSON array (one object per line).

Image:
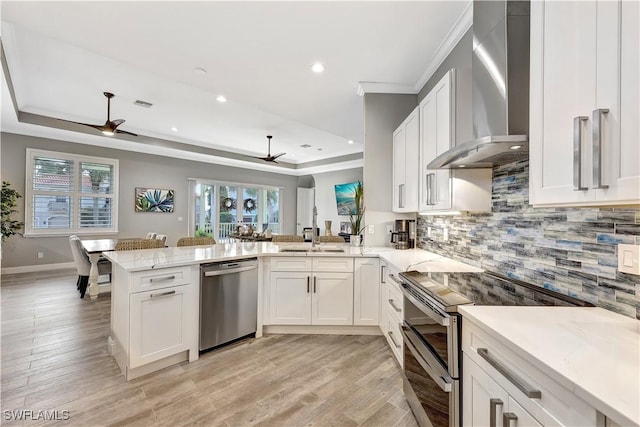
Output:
[
  {"xmin": 37, "ymin": 252, "xmax": 44, "ymax": 259},
  {"xmin": 386, "ymin": 224, "xmax": 394, "ymax": 234},
  {"xmin": 443, "ymin": 227, "xmax": 448, "ymax": 241},
  {"xmin": 368, "ymin": 224, "xmax": 375, "ymax": 234}
]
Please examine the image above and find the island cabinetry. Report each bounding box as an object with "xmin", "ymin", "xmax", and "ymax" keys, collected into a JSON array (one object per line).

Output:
[
  {"xmin": 268, "ymin": 257, "xmax": 353, "ymax": 326},
  {"xmin": 379, "ymin": 261, "xmax": 404, "ymax": 366},
  {"xmin": 110, "ymin": 264, "xmax": 199, "ymax": 381},
  {"xmin": 462, "ymin": 317, "xmax": 598, "ymax": 427}
]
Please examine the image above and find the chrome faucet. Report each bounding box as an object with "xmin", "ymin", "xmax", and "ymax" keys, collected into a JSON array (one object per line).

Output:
[{"xmin": 312, "ymin": 206, "xmax": 318, "ymax": 247}]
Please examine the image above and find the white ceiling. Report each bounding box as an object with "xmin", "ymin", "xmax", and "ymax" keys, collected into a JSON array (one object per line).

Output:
[{"xmin": 1, "ymin": 1, "xmax": 470, "ymax": 174}]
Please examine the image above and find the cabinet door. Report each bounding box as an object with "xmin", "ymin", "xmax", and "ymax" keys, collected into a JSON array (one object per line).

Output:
[
  {"xmin": 269, "ymin": 272, "xmax": 312, "ymax": 325},
  {"xmin": 507, "ymin": 397, "xmax": 543, "ymax": 427},
  {"xmin": 463, "ymin": 353, "xmax": 510, "ymax": 427},
  {"xmin": 378, "ymin": 262, "xmax": 388, "ymax": 332},
  {"xmin": 392, "ymin": 125, "xmax": 406, "ymax": 212},
  {"xmin": 311, "ymin": 272, "xmax": 353, "ymax": 325},
  {"xmin": 353, "ymin": 258, "xmax": 380, "ymax": 326},
  {"xmin": 129, "ymin": 285, "xmax": 194, "ymax": 369},
  {"xmin": 420, "ymin": 70, "xmax": 454, "ymax": 212}
]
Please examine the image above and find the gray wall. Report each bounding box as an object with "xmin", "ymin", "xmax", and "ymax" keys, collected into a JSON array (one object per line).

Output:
[
  {"xmin": 363, "ymin": 93, "xmax": 418, "ymax": 246},
  {"xmin": 1, "ymin": 132, "xmax": 299, "ymax": 268},
  {"xmin": 312, "ymin": 167, "xmax": 363, "ymax": 236}
]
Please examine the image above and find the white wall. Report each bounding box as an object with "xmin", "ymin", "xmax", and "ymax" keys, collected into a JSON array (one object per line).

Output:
[{"xmin": 312, "ymin": 168, "xmax": 363, "ymax": 236}]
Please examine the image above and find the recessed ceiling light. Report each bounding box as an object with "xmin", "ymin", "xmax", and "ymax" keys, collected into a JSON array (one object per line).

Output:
[
  {"xmin": 216, "ymin": 95, "xmax": 227, "ymax": 103},
  {"xmin": 194, "ymin": 67, "xmax": 207, "ymax": 76},
  {"xmin": 510, "ymin": 145, "xmax": 522, "ymax": 150},
  {"xmin": 311, "ymin": 62, "xmax": 325, "ymax": 73},
  {"xmin": 171, "ymin": 127, "xmax": 178, "ymax": 132},
  {"xmin": 348, "ymin": 140, "xmax": 354, "ymax": 144}
]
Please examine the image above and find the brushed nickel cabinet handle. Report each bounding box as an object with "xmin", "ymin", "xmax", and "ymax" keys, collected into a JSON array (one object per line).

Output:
[
  {"xmin": 426, "ymin": 173, "xmax": 436, "ymax": 205},
  {"xmin": 399, "ymin": 184, "xmax": 405, "ymax": 208},
  {"xmin": 388, "ymin": 299, "xmax": 402, "ymax": 313},
  {"xmin": 150, "ymin": 290, "xmax": 176, "ymax": 298},
  {"xmin": 150, "ymin": 275, "xmax": 176, "ymax": 283},
  {"xmin": 380, "ymin": 265, "xmax": 386, "ymax": 283},
  {"xmin": 478, "ymin": 348, "xmax": 542, "ymax": 399},
  {"xmin": 307, "ymin": 276, "xmax": 310, "ymax": 293},
  {"xmin": 503, "ymin": 412, "xmax": 517, "ymax": 427},
  {"xmin": 573, "ymin": 116, "xmax": 589, "ymax": 191},
  {"xmin": 592, "ymin": 108, "xmax": 609, "ymax": 189},
  {"xmin": 489, "ymin": 398, "xmax": 503, "ymax": 427},
  {"xmin": 313, "ymin": 276, "xmax": 317, "ymax": 293},
  {"xmin": 388, "ymin": 331, "xmax": 401, "ymax": 349}
]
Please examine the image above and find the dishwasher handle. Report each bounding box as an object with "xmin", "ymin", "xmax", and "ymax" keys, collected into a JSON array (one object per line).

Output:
[{"xmin": 203, "ymin": 264, "xmax": 257, "ymax": 277}]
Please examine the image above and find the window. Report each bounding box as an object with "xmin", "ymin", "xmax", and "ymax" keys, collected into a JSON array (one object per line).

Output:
[
  {"xmin": 25, "ymin": 149, "xmax": 119, "ymax": 236},
  {"xmin": 189, "ymin": 179, "xmax": 281, "ymax": 242}
]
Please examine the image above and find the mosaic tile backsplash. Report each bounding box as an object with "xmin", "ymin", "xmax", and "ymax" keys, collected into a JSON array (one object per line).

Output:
[{"xmin": 416, "ymin": 160, "xmax": 640, "ymax": 319}]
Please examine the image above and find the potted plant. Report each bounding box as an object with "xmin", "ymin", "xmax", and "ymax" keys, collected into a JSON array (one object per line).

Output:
[
  {"xmin": 349, "ymin": 181, "xmax": 365, "ymax": 246},
  {"xmin": 1, "ymin": 181, "xmax": 24, "ymax": 242}
]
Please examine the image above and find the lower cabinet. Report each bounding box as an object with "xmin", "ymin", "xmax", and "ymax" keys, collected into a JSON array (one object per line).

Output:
[
  {"xmin": 129, "ymin": 284, "xmax": 196, "ymax": 369},
  {"xmin": 268, "ymin": 257, "xmax": 354, "ymax": 326},
  {"xmin": 463, "ymin": 353, "xmax": 542, "ymax": 427},
  {"xmin": 378, "ymin": 261, "xmax": 404, "ymax": 366},
  {"xmin": 353, "ymin": 258, "xmax": 380, "ymax": 326}
]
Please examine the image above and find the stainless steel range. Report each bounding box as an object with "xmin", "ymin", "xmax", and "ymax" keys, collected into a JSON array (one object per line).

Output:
[
  {"xmin": 398, "ymin": 270, "xmax": 594, "ymax": 427},
  {"xmin": 399, "ymin": 271, "xmax": 472, "ymax": 427}
]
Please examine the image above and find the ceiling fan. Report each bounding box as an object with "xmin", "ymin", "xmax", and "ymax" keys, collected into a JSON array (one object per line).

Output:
[
  {"xmin": 60, "ymin": 91, "xmax": 137, "ymax": 137},
  {"xmin": 253, "ymin": 135, "xmax": 286, "ymax": 163}
]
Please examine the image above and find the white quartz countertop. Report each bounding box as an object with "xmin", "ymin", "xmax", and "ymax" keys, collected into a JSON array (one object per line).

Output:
[
  {"xmin": 102, "ymin": 242, "xmax": 482, "ymax": 274},
  {"xmin": 459, "ymin": 305, "xmax": 640, "ymax": 426}
]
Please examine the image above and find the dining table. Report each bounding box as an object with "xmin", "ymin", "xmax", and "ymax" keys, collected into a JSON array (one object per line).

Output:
[{"xmin": 80, "ymin": 238, "xmax": 120, "ymax": 300}]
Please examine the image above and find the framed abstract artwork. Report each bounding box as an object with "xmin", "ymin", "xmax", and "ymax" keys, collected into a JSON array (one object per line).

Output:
[{"xmin": 135, "ymin": 187, "xmax": 174, "ymax": 212}]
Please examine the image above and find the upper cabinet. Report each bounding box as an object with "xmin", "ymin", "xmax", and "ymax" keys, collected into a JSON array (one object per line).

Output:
[
  {"xmin": 530, "ymin": 0, "xmax": 640, "ymax": 206},
  {"xmin": 392, "ymin": 106, "xmax": 420, "ymax": 212},
  {"xmin": 419, "ymin": 70, "xmax": 491, "ymax": 213}
]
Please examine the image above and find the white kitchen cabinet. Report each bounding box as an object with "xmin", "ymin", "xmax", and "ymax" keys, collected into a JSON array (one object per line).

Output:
[
  {"xmin": 419, "ymin": 70, "xmax": 491, "ymax": 213},
  {"xmin": 110, "ymin": 264, "xmax": 199, "ymax": 380},
  {"xmin": 378, "ymin": 261, "xmax": 404, "ymax": 366},
  {"xmin": 353, "ymin": 258, "xmax": 380, "ymax": 326},
  {"xmin": 530, "ymin": 0, "xmax": 640, "ymax": 207},
  {"xmin": 129, "ymin": 284, "xmax": 196, "ymax": 369},
  {"xmin": 463, "ymin": 353, "xmax": 542, "ymax": 427},
  {"xmin": 392, "ymin": 106, "xmax": 420, "ymax": 212},
  {"xmin": 462, "ymin": 317, "xmax": 598, "ymax": 427},
  {"xmin": 268, "ymin": 257, "xmax": 353, "ymax": 326}
]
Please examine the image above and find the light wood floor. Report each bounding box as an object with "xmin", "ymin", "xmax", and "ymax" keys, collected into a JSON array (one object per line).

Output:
[{"xmin": 1, "ymin": 269, "xmax": 418, "ymax": 427}]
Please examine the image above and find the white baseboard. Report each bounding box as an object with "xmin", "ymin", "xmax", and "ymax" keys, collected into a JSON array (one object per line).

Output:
[
  {"xmin": 1, "ymin": 262, "xmax": 76, "ymax": 275},
  {"xmin": 263, "ymin": 325, "xmax": 382, "ymax": 336}
]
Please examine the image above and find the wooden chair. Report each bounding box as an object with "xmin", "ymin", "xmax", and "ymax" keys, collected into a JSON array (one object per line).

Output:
[
  {"xmin": 176, "ymin": 236, "xmax": 216, "ymax": 247},
  {"xmin": 318, "ymin": 236, "xmax": 346, "ymax": 243},
  {"xmin": 155, "ymin": 234, "xmax": 168, "ymax": 245},
  {"xmin": 271, "ymin": 235, "xmax": 304, "ymax": 242},
  {"xmin": 115, "ymin": 239, "xmax": 165, "ymax": 251}
]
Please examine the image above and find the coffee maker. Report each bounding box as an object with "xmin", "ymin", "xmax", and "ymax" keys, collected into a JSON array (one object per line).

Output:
[{"xmin": 390, "ymin": 219, "xmax": 416, "ymax": 249}]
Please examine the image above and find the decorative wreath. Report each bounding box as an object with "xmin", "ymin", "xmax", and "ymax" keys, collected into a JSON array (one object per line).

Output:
[
  {"xmin": 221, "ymin": 197, "xmax": 236, "ymax": 211},
  {"xmin": 243, "ymin": 198, "xmax": 257, "ymax": 212}
]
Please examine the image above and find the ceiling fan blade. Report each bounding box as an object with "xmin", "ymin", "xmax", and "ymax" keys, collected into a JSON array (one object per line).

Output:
[
  {"xmin": 115, "ymin": 129, "xmax": 138, "ymax": 137},
  {"xmin": 57, "ymin": 118, "xmax": 103, "ymax": 131},
  {"xmin": 271, "ymin": 152, "xmax": 286, "ymax": 159},
  {"xmin": 111, "ymin": 119, "xmax": 125, "ymax": 128}
]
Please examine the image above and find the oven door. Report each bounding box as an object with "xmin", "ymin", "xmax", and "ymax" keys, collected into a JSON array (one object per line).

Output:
[{"xmin": 402, "ymin": 321, "xmax": 459, "ymax": 427}]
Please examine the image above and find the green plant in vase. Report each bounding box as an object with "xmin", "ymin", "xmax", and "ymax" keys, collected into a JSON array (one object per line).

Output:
[{"xmin": 349, "ymin": 181, "xmax": 365, "ymax": 246}]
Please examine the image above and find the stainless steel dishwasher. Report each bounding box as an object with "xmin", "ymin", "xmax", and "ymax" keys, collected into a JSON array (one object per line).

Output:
[{"xmin": 199, "ymin": 258, "xmax": 258, "ymax": 352}]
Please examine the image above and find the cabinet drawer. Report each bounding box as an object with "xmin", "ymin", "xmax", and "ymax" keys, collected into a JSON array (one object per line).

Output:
[
  {"xmin": 385, "ymin": 283, "xmax": 404, "ymax": 318},
  {"xmin": 270, "ymin": 257, "xmax": 313, "ymax": 272},
  {"xmin": 463, "ymin": 318, "xmax": 597, "ymax": 426},
  {"xmin": 130, "ymin": 266, "xmax": 191, "ymax": 293},
  {"xmin": 385, "ymin": 265, "xmax": 403, "ymax": 292},
  {"xmin": 312, "ymin": 257, "xmax": 354, "ymax": 272},
  {"xmin": 386, "ymin": 308, "xmax": 403, "ymax": 366}
]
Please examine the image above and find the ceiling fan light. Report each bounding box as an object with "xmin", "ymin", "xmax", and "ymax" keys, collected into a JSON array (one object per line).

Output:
[{"xmin": 102, "ymin": 130, "xmax": 114, "ymax": 136}]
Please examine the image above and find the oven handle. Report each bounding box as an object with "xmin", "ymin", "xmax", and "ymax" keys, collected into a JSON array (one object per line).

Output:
[
  {"xmin": 400, "ymin": 283, "xmax": 450, "ymax": 327},
  {"xmin": 402, "ymin": 328, "xmax": 452, "ymax": 393}
]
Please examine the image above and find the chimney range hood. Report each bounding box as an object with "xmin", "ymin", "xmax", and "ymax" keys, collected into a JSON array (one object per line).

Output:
[{"xmin": 428, "ymin": 0, "xmax": 530, "ymax": 169}]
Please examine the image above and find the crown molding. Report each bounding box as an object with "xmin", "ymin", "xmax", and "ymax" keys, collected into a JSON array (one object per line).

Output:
[
  {"xmin": 356, "ymin": 82, "xmax": 417, "ymax": 97},
  {"xmin": 413, "ymin": 1, "xmax": 472, "ymax": 92}
]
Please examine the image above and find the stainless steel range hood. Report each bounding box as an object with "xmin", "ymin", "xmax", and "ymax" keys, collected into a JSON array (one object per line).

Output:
[{"xmin": 428, "ymin": 0, "xmax": 530, "ymax": 169}]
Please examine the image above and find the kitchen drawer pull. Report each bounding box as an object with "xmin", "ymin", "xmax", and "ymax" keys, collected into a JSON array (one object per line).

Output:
[
  {"xmin": 387, "ymin": 331, "xmax": 401, "ymax": 349},
  {"xmin": 503, "ymin": 412, "xmax": 517, "ymax": 427},
  {"xmin": 573, "ymin": 116, "xmax": 588, "ymax": 191},
  {"xmin": 388, "ymin": 299, "xmax": 402, "ymax": 313},
  {"xmin": 150, "ymin": 290, "xmax": 176, "ymax": 298},
  {"xmin": 149, "ymin": 275, "xmax": 176, "ymax": 283},
  {"xmin": 489, "ymin": 398, "xmax": 503, "ymax": 427},
  {"xmin": 478, "ymin": 348, "xmax": 542, "ymax": 399},
  {"xmin": 592, "ymin": 108, "xmax": 609, "ymax": 189}
]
